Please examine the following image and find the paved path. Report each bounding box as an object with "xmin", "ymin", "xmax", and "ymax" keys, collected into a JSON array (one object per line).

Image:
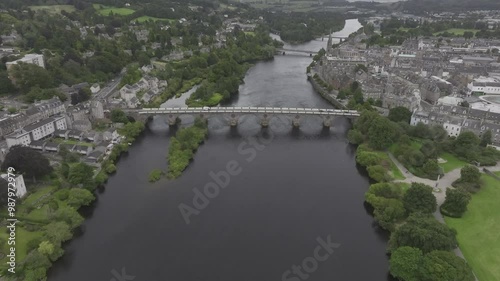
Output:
[{"xmin": 389, "ymin": 153, "xmax": 500, "ymax": 281}]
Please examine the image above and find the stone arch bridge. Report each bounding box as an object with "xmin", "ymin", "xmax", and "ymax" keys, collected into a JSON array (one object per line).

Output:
[{"xmin": 125, "ymin": 107, "xmax": 359, "ymax": 128}]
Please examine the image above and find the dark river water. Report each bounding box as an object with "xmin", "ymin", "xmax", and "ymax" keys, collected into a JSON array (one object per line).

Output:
[{"xmin": 48, "ymin": 19, "xmax": 393, "ymax": 281}]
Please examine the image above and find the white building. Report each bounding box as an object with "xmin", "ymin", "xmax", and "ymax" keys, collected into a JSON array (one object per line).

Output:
[
  {"xmin": 443, "ymin": 117, "xmax": 463, "ymax": 137},
  {"xmin": 6, "ymin": 54, "xmax": 45, "ymax": 70},
  {"xmin": 468, "ymin": 79, "xmax": 500, "ymax": 95},
  {"xmin": 90, "ymin": 83, "xmax": 101, "ymax": 94},
  {"xmin": 6, "ymin": 116, "xmax": 67, "ymax": 148},
  {"xmin": 0, "ymin": 174, "xmax": 27, "ymax": 198},
  {"xmin": 410, "ymin": 111, "xmax": 430, "ymax": 126},
  {"xmin": 91, "ymin": 100, "xmax": 105, "ymax": 119}
]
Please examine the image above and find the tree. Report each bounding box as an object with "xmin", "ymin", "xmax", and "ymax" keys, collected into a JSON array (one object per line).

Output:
[
  {"xmin": 367, "ymin": 165, "xmax": 391, "ymax": 182},
  {"xmin": 460, "ymin": 165, "xmax": 480, "ymax": 184},
  {"xmin": 0, "ymin": 70, "xmax": 15, "ymax": 95},
  {"xmin": 441, "ymin": 188, "xmax": 471, "ymax": 218},
  {"xmin": 453, "ymin": 132, "xmax": 480, "ymax": 161},
  {"xmin": 389, "ymin": 246, "xmax": 423, "ymax": 281},
  {"xmin": 111, "ymin": 109, "xmax": 130, "ymax": 123},
  {"xmin": 389, "ymin": 214, "xmax": 457, "ymax": 253},
  {"xmin": 463, "ymin": 31, "xmax": 474, "ymax": 39},
  {"xmin": 403, "ymin": 183, "xmax": 437, "ymax": 213},
  {"xmin": 68, "ymin": 162, "xmax": 95, "ymax": 190},
  {"xmin": 38, "ymin": 241, "xmax": 55, "ymax": 256},
  {"xmin": 71, "ymin": 87, "xmax": 91, "ymax": 105},
  {"xmin": 388, "ymin": 106, "xmax": 412, "ymax": 123},
  {"xmin": 365, "ymin": 182, "xmax": 406, "ymax": 231},
  {"xmin": 422, "ymin": 159, "xmax": 441, "ymax": 179},
  {"xmin": 1, "ymin": 146, "xmax": 53, "ymax": 182},
  {"xmin": 368, "ymin": 117, "xmax": 400, "ymax": 150},
  {"xmin": 9, "ymin": 62, "xmax": 54, "ymax": 92},
  {"xmin": 44, "ymin": 222, "xmax": 73, "ymax": 244},
  {"xmin": 420, "ymin": 251, "xmax": 475, "ymax": 281},
  {"xmin": 480, "ymin": 130, "xmax": 492, "ymax": 147},
  {"xmin": 67, "ymin": 188, "xmax": 95, "ymax": 208},
  {"xmin": 347, "ymin": 129, "xmax": 364, "ymax": 144},
  {"xmin": 50, "ymin": 207, "xmax": 84, "ymax": 229},
  {"xmin": 411, "ymin": 122, "xmax": 432, "ymax": 139},
  {"xmin": 21, "ymin": 251, "xmax": 51, "ymax": 281}
]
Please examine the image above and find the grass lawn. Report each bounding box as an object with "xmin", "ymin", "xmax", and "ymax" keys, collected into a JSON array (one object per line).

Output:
[
  {"xmin": 244, "ymin": 31, "xmax": 256, "ymax": 36},
  {"xmin": 370, "ymin": 150, "xmax": 405, "ymax": 180},
  {"xmin": 445, "ymin": 172, "xmax": 500, "ymax": 281},
  {"xmin": 28, "ymin": 5, "xmax": 76, "ymax": 14},
  {"xmin": 133, "ymin": 16, "xmax": 174, "ymax": 23},
  {"xmin": 93, "ymin": 4, "xmax": 135, "ymax": 16},
  {"xmin": 21, "ymin": 186, "xmax": 54, "ymax": 207},
  {"xmin": 434, "ymin": 28, "xmax": 479, "ymax": 36},
  {"xmin": 0, "ymin": 227, "xmax": 44, "ymax": 263},
  {"xmin": 439, "ymin": 152, "xmax": 468, "ymax": 173}
]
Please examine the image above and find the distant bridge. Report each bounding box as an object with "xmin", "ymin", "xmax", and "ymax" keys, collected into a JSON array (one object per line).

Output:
[
  {"xmin": 127, "ymin": 107, "xmax": 359, "ymax": 127},
  {"xmin": 277, "ymin": 48, "xmax": 318, "ymax": 56}
]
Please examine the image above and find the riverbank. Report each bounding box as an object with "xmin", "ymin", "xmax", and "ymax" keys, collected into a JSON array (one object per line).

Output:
[
  {"xmin": 308, "ymin": 73, "xmax": 345, "ymax": 109},
  {"xmin": 0, "ymin": 121, "xmax": 145, "ymax": 280}
]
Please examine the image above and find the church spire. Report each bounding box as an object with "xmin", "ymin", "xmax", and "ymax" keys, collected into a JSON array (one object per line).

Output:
[{"xmin": 327, "ymin": 29, "xmax": 332, "ymax": 53}]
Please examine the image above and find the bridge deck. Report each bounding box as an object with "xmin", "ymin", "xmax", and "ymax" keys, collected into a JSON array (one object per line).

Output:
[{"xmin": 134, "ymin": 107, "xmax": 360, "ymax": 117}]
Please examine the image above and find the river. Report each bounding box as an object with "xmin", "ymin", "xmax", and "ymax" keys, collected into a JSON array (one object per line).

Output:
[{"xmin": 48, "ymin": 19, "xmax": 393, "ymax": 281}]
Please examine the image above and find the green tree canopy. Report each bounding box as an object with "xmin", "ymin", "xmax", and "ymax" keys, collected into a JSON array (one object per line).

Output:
[
  {"xmin": 1, "ymin": 146, "xmax": 53, "ymax": 181},
  {"xmin": 68, "ymin": 162, "xmax": 95, "ymax": 190},
  {"xmin": 67, "ymin": 188, "xmax": 95, "ymax": 208},
  {"xmin": 420, "ymin": 251, "xmax": 475, "ymax": 281},
  {"xmin": 441, "ymin": 188, "xmax": 471, "ymax": 218},
  {"xmin": 388, "ymin": 106, "xmax": 412, "ymax": 123},
  {"xmin": 480, "ymin": 130, "xmax": 492, "ymax": 147},
  {"xmin": 367, "ymin": 117, "xmax": 400, "ymax": 150},
  {"xmin": 10, "ymin": 62, "xmax": 54, "ymax": 93},
  {"xmin": 460, "ymin": 165, "xmax": 480, "ymax": 184},
  {"xmin": 389, "ymin": 213, "xmax": 457, "ymax": 253},
  {"xmin": 453, "ymin": 132, "xmax": 480, "ymax": 161},
  {"xmin": 111, "ymin": 109, "xmax": 130, "ymax": 123},
  {"xmin": 403, "ymin": 183, "xmax": 437, "ymax": 214},
  {"xmin": 389, "ymin": 246, "xmax": 423, "ymax": 281},
  {"xmin": 43, "ymin": 222, "xmax": 73, "ymax": 244},
  {"xmin": 50, "ymin": 207, "xmax": 84, "ymax": 229}
]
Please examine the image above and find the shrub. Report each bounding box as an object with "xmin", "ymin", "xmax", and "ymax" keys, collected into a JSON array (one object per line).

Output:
[{"xmin": 148, "ymin": 169, "xmax": 164, "ymax": 182}]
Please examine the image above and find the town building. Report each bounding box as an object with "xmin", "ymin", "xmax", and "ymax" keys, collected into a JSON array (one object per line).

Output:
[
  {"xmin": 0, "ymin": 173, "xmax": 27, "ymax": 198},
  {"xmin": 6, "ymin": 116, "xmax": 67, "ymax": 148},
  {"xmin": 6, "ymin": 53, "xmax": 45, "ymax": 70}
]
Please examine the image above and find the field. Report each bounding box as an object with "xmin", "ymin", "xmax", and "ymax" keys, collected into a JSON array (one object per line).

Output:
[
  {"xmin": 133, "ymin": 16, "xmax": 175, "ymax": 23},
  {"xmin": 371, "ymin": 150, "xmax": 405, "ymax": 180},
  {"xmin": 93, "ymin": 4, "xmax": 135, "ymax": 16},
  {"xmin": 445, "ymin": 172, "xmax": 500, "ymax": 281},
  {"xmin": 439, "ymin": 152, "xmax": 468, "ymax": 173},
  {"xmin": 28, "ymin": 5, "xmax": 76, "ymax": 14},
  {"xmin": 434, "ymin": 28, "xmax": 480, "ymax": 36}
]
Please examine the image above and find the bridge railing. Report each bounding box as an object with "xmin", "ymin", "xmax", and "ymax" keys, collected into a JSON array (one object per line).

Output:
[{"xmin": 136, "ymin": 107, "xmax": 360, "ymax": 116}]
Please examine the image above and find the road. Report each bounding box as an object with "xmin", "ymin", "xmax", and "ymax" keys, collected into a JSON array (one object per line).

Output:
[{"xmin": 94, "ymin": 68, "xmax": 126, "ymax": 100}]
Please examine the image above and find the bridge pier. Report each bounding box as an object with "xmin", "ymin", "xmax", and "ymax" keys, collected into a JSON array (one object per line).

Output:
[
  {"xmin": 292, "ymin": 115, "xmax": 300, "ymax": 128},
  {"xmin": 167, "ymin": 114, "xmax": 178, "ymax": 126},
  {"xmin": 323, "ymin": 116, "xmax": 333, "ymax": 128},
  {"xmin": 229, "ymin": 114, "xmax": 239, "ymax": 127},
  {"xmin": 260, "ymin": 114, "xmax": 270, "ymax": 128}
]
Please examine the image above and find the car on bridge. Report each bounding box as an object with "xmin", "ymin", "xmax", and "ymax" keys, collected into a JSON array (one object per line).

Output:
[{"xmin": 202, "ymin": 106, "xmax": 210, "ymax": 111}]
